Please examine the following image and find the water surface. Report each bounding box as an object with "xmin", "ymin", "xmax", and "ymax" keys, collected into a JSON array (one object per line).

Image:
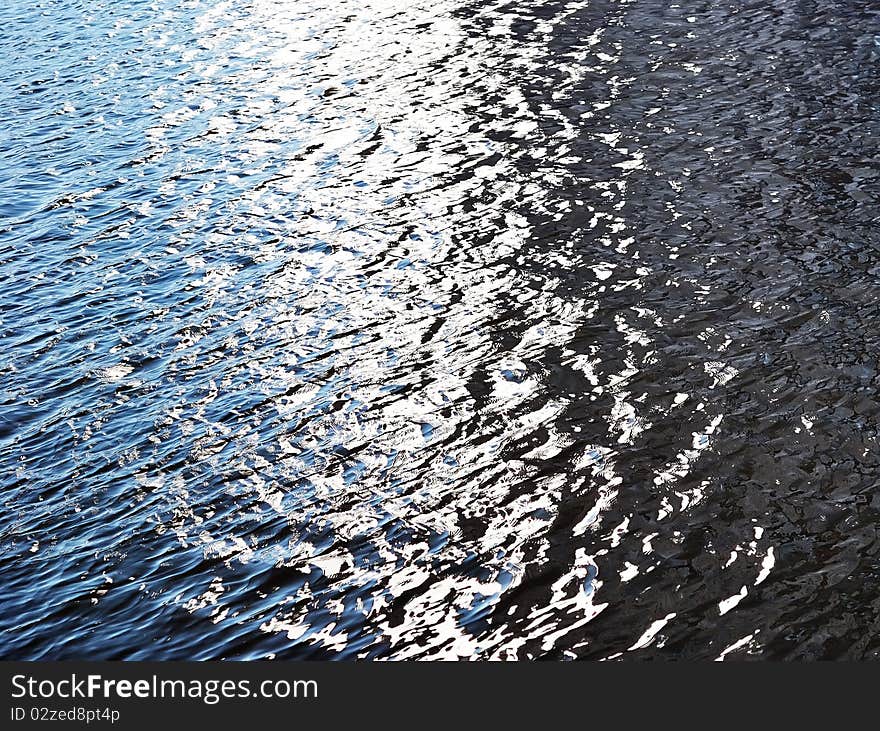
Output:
[{"xmin": 3, "ymin": 0, "xmax": 880, "ymax": 659}]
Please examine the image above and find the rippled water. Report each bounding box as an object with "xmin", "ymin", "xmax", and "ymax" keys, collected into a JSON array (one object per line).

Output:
[{"xmin": 3, "ymin": 0, "xmax": 880, "ymax": 660}]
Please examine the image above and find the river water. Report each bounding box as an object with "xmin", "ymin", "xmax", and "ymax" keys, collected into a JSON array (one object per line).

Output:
[{"xmin": 3, "ymin": 0, "xmax": 880, "ymax": 659}]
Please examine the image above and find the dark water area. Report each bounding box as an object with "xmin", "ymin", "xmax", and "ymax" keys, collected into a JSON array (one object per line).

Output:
[{"xmin": 3, "ymin": 0, "xmax": 880, "ymax": 660}]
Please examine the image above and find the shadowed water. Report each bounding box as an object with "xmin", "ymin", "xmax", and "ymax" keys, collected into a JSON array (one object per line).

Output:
[{"xmin": 3, "ymin": 0, "xmax": 880, "ymax": 659}]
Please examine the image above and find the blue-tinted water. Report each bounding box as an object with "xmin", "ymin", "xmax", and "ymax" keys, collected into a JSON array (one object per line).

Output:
[{"xmin": 3, "ymin": 0, "xmax": 880, "ymax": 659}]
